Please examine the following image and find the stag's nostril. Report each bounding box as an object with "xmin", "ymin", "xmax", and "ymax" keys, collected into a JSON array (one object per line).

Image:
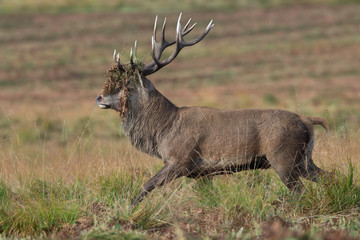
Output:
[{"xmin": 96, "ymin": 95, "xmax": 102, "ymax": 103}]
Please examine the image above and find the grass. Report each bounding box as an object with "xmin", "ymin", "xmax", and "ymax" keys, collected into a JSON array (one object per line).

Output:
[{"xmin": 1, "ymin": 1, "xmax": 360, "ymax": 239}]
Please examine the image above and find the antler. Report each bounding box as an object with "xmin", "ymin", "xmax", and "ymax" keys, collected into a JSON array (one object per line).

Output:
[
  {"xmin": 113, "ymin": 49, "xmax": 124, "ymax": 71},
  {"xmin": 113, "ymin": 40, "xmax": 138, "ymax": 71},
  {"xmin": 143, "ymin": 13, "xmax": 214, "ymax": 76}
]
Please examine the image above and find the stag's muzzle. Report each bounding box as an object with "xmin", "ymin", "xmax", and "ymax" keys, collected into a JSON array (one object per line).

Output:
[{"xmin": 96, "ymin": 95, "xmax": 111, "ymax": 109}]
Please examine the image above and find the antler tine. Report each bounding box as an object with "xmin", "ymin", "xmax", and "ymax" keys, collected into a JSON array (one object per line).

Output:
[
  {"xmin": 183, "ymin": 18, "xmax": 192, "ymax": 31},
  {"xmin": 113, "ymin": 49, "xmax": 117, "ymax": 63},
  {"xmin": 153, "ymin": 15, "xmax": 158, "ymax": 42},
  {"xmin": 133, "ymin": 40, "xmax": 137, "ymax": 61},
  {"xmin": 165, "ymin": 18, "xmax": 196, "ymax": 45},
  {"xmin": 117, "ymin": 53, "xmax": 124, "ymax": 70},
  {"xmin": 182, "ymin": 19, "xmax": 214, "ymax": 47},
  {"xmin": 175, "ymin": 13, "xmax": 182, "ymax": 44},
  {"xmin": 184, "ymin": 22, "xmax": 196, "ymax": 35},
  {"xmin": 183, "ymin": 18, "xmax": 198, "ymax": 35},
  {"xmin": 130, "ymin": 47, "xmax": 134, "ymax": 66},
  {"xmin": 161, "ymin": 17, "xmax": 167, "ymax": 43},
  {"xmin": 151, "ymin": 36, "xmax": 161, "ymax": 66},
  {"xmin": 113, "ymin": 49, "xmax": 124, "ymax": 70}
]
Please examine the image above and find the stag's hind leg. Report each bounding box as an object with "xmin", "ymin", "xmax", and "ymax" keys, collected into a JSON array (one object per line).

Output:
[
  {"xmin": 268, "ymin": 148, "xmax": 305, "ymax": 193},
  {"xmin": 302, "ymin": 158, "xmax": 327, "ymax": 182},
  {"xmin": 300, "ymin": 135, "xmax": 327, "ymax": 182}
]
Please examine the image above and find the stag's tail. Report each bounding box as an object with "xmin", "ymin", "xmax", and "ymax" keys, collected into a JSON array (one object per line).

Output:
[{"xmin": 308, "ymin": 116, "xmax": 329, "ymax": 132}]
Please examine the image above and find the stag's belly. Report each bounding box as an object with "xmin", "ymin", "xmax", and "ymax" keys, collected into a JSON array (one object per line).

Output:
[{"xmin": 188, "ymin": 154, "xmax": 271, "ymax": 177}]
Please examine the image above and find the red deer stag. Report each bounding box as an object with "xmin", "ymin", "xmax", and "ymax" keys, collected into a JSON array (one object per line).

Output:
[{"xmin": 96, "ymin": 13, "xmax": 329, "ymax": 209}]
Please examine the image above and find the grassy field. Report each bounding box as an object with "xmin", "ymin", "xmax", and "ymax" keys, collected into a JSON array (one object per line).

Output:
[{"xmin": 1, "ymin": 1, "xmax": 360, "ymax": 239}]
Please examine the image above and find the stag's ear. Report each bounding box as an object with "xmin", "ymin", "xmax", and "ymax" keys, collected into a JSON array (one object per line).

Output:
[{"xmin": 134, "ymin": 69, "xmax": 154, "ymax": 92}]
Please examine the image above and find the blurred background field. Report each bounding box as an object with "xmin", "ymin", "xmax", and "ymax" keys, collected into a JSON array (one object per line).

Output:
[{"xmin": 1, "ymin": 0, "xmax": 360, "ymax": 239}]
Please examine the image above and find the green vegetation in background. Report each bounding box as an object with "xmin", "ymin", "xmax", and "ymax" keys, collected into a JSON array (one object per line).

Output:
[{"xmin": 0, "ymin": 0, "xmax": 359, "ymax": 14}]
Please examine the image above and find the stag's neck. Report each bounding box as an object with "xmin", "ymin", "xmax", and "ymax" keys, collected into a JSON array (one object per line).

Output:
[{"xmin": 122, "ymin": 87, "xmax": 179, "ymax": 158}]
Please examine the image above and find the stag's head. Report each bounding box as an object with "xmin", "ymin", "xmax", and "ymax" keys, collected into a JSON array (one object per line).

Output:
[{"xmin": 96, "ymin": 13, "xmax": 214, "ymax": 117}]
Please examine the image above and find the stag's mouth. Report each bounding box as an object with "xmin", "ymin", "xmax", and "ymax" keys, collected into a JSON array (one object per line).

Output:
[{"xmin": 98, "ymin": 104, "xmax": 111, "ymax": 109}]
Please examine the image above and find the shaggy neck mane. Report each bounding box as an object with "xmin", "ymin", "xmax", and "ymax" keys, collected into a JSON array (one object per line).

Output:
[{"xmin": 122, "ymin": 86, "xmax": 179, "ymax": 158}]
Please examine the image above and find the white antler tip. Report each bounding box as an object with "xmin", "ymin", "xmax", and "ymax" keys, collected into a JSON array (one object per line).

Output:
[
  {"xmin": 177, "ymin": 13, "xmax": 183, "ymax": 24},
  {"xmin": 176, "ymin": 14, "xmax": 182, "ymax": 35},
  {"xmin": 154, "ymin": 15, "xmax": 158, "ymax": 31},
  {"xmin": 113, "ymin": 49, "xmax": 117, "ymax": 61},
  {"xmin": 163, "ymin": 17, "xmax": 167, "ymax": 27},
  {"xmin": 206, "ymin": 20, "xmax": 214, "ymax": 30}
]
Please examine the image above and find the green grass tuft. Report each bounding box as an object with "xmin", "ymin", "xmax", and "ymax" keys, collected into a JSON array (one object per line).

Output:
[
  {"xmin": 0, "ymin": 180, "xmax": 84, "ymax": 236},
  {"xmin": 298, "ymin": 163, "xmax": 360, "ymax": 215}
]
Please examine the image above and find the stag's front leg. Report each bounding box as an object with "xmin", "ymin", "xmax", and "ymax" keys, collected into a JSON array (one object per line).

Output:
[{"xmin": 130, "ymin": 164, "xmax": 183, "ymax": 209}]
